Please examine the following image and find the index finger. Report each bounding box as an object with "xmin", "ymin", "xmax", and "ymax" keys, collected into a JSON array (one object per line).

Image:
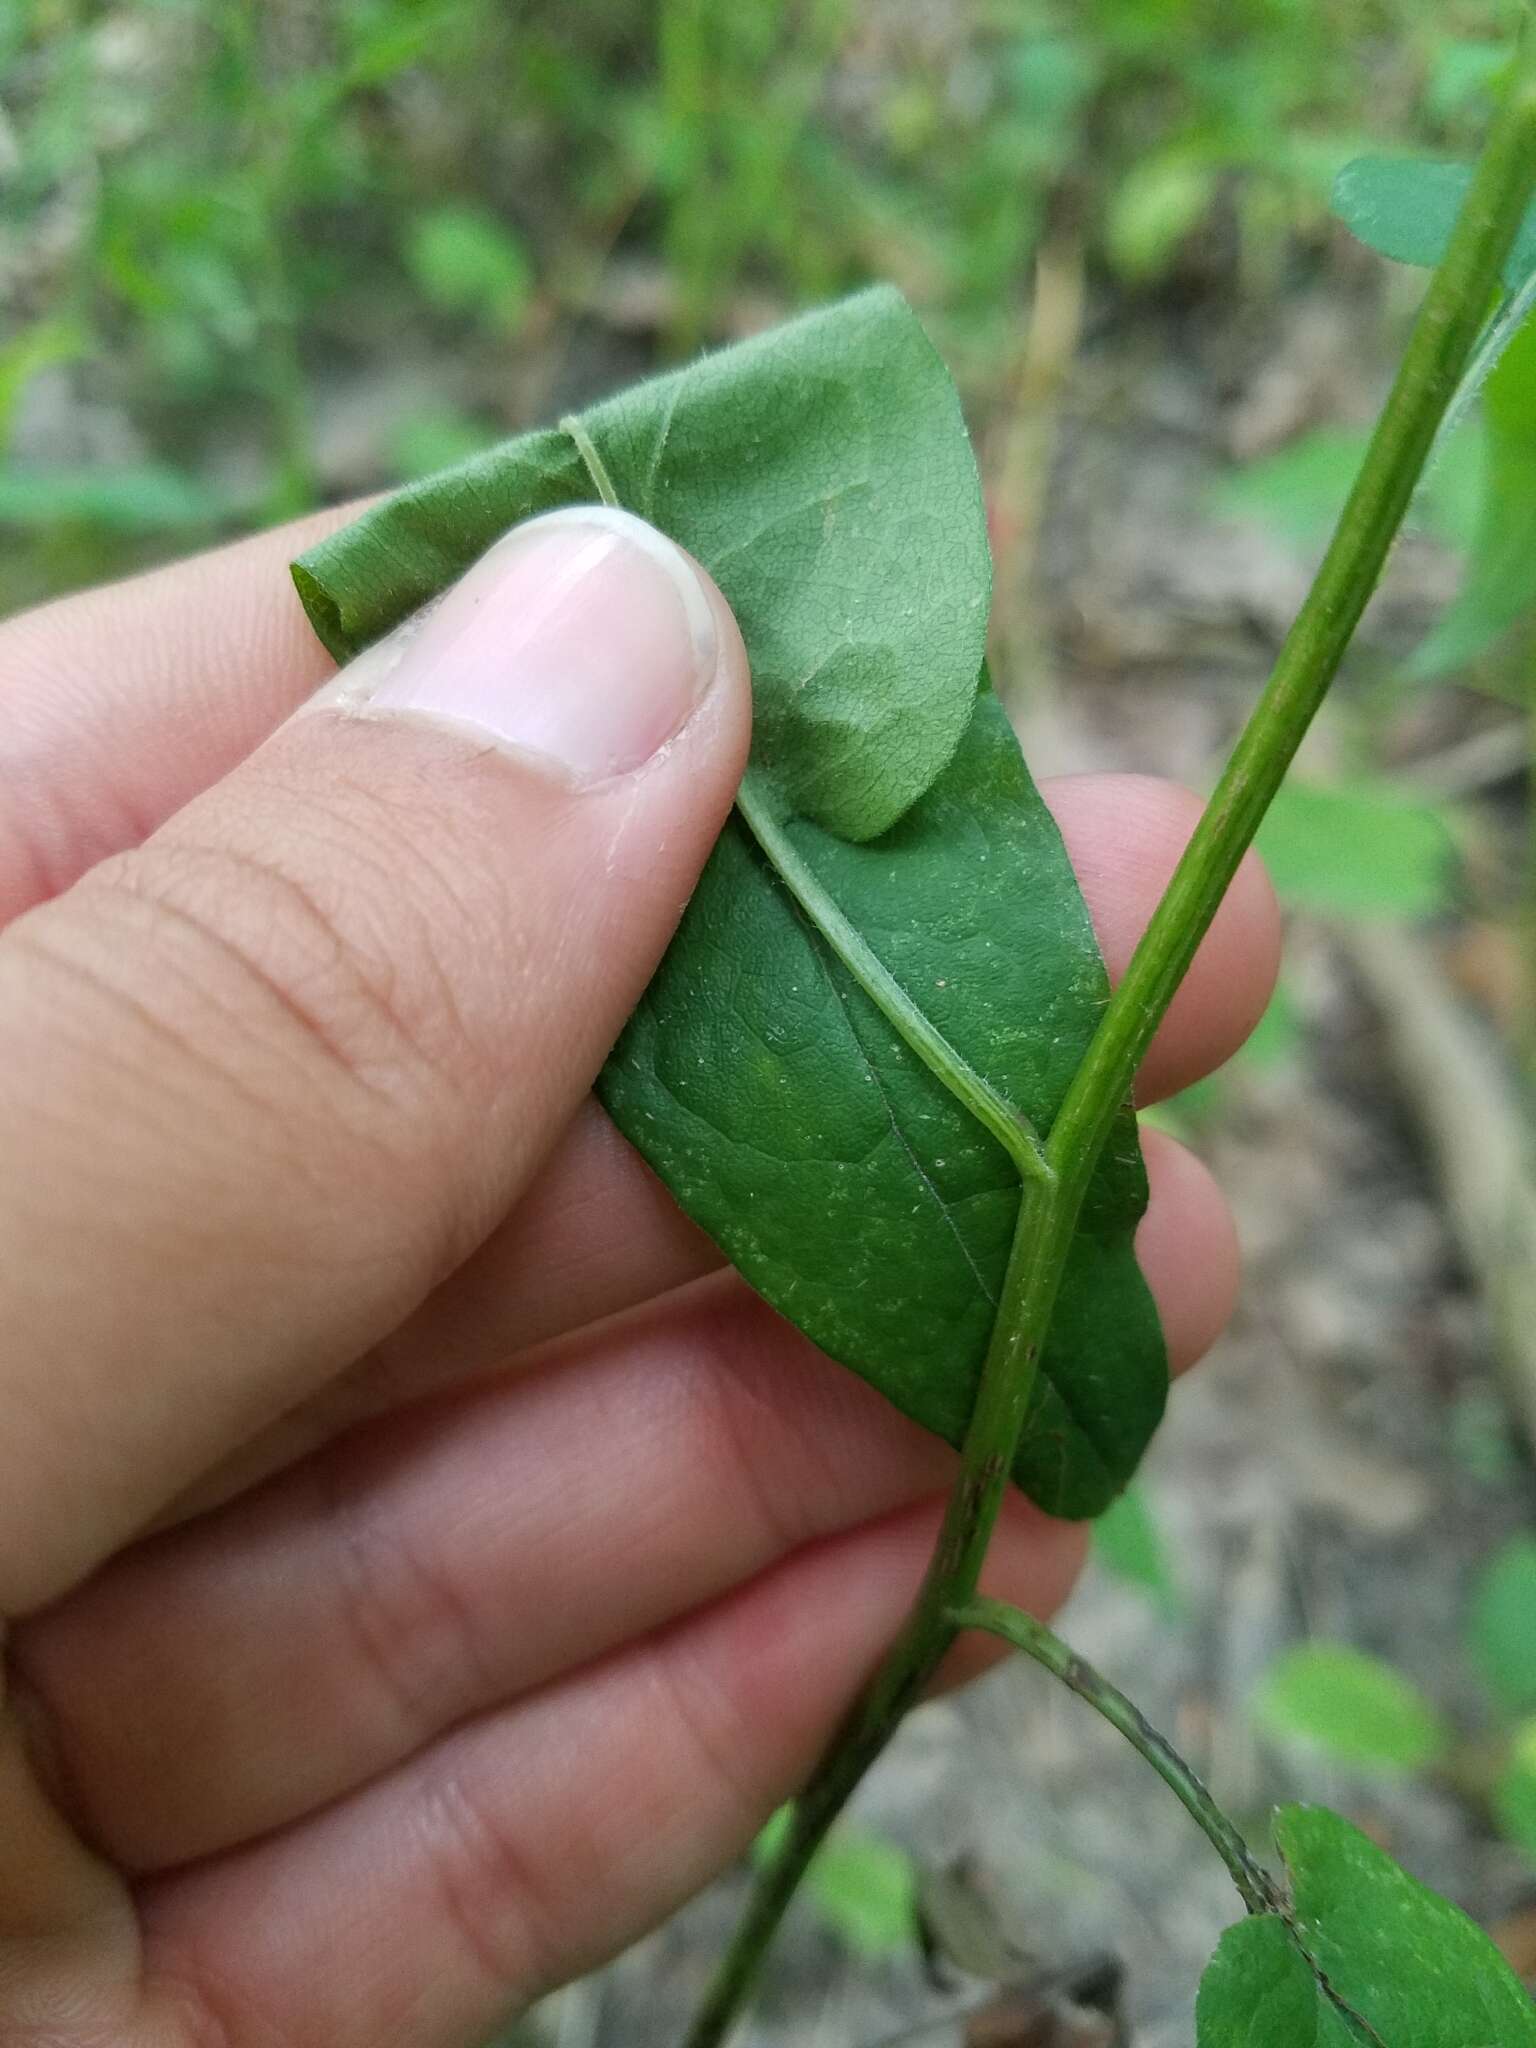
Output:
[{"xmin": 0, "ymin": 503, "xmax": 365, "ymax": 924}]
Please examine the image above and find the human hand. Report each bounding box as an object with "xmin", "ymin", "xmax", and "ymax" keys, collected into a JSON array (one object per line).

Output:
[{"xmin": 0, "ymin": 506, "xmax": 1277, "ymax": 2046}]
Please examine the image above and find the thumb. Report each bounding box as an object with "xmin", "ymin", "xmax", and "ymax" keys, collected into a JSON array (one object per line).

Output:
[{"xmin": 0, "ymin": 506, "xmax": 750, "ymax": 1614}]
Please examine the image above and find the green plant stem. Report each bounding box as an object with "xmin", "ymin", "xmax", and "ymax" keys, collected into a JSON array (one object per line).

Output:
[
  {"xmin": 685, "ymin": 24, "xmax": 1536, "ymax": 2045},
  {"xmin": 952, "ymin": 1597, "xmax": 1282, "ymax": 1917},
  {"xmin": 683, "ymin": 1170, "xmax": 1060, "ymax": 2048}
]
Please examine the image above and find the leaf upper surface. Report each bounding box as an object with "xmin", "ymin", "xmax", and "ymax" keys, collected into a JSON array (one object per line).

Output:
[
  {"xmin": 1197, "ymin": 1805, "xmax": 1536, "ymax": 2048},
  {"xmin": 601, "ymin": 686, "xmax": 1164, "ymax": 1516},
  {"xmin": 1196, "ymin": 1916, "xmax": 1363, "ymax": 2048}
]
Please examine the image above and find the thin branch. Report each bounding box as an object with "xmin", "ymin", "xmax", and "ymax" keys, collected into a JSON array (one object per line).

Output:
[{"xmin": 951, "ymin": 1597, "xmax": 1283, "ymax": 1918}]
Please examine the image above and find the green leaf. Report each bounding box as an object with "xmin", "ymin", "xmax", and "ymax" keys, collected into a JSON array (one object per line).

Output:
[
  {"xmin": 751, "ymin": 1811, "xmax": 917, "ymax": 1960},
  {"xmin": 1198, "ymin": 1805, "xmax": 1536, "ymax": 2046},
  {"xmin": 1197, "ymin": 1915, "xmax": 1364, "ymax": 2047},
  {"xmin": 1411, "ymin": 311, "xmax": 1536, "ymax": 682},
  {"xmin": 385, "ymin": 407, "xmax": 493, "ymax": 483},
  {"xmin": 1468, "ymin": 1533, "xmax": 1536, "ymax": 1715},
  {"xmin": 1105, "ymin": 151, "xmax": 1219, "ymax": 281},
  {"xmin": 1331, "ymin": 154, "xmax": 1536, "ymax": 290},
  {"xmin": 1093, "ymin": 1481, "xmax": 1183, "ymax": 1616},
  {"xmin": 1494, "ymin": 1720, "xmax": 1536, "ymax": 1863},
  {"xmin": 402, "ymin": 205, "xmax": 533, "ymax": 329},
  {"xmin": 1210, "ymin": 429, "xmax": 1373, "ymax": 549},
  {"xmin": 1252, "ymin": 1643, "xmax": 1446, "ymax": 1771},
  {"xmin": 808, "ymin": 1834, "xmax": 917, "ymax": 1959},
  {"xmin": 1256, "ymin": 781, "xmax": 1454, "ymax": 919},
  {"xmin": 293, "ymin": 288, "xmax": 1166, "ymax": 1515},
  {"xmin": 1332, "ymin": 157, "xmax": 1477, "ymax": 271},
  {"xmin": 1282, "ymin": 1806, "xmax": 1536, "ymax": 2042},
  {"xmin": 1235, "ymin": 978, "xmax": 1302, "ymax": 1075},
  {"xmin": 1427, "ymin": 40, "xmax": 1510, "ymax": 125}
]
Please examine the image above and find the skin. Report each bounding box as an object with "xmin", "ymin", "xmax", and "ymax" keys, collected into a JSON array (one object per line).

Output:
[{"xmin": 0, "ymin": 508, "xmax": 1279, "ymax": 2048}]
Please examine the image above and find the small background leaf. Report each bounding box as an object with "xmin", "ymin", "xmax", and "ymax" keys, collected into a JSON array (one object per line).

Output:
[
  {"xmin": 1494, "ymin": 1719, "xmax": 1536, "ymax": 1863},
  {"xmin": 752, "ymin": 1810, "xmax": 917, "ymax": 1960},
  {"xmin": 402, "ymin": 204, "xmax": 533, "ymax": 329},
  {"xmin": 0, "ymin": 317, "xmax": 85, "ymax": 455},
  {"xmin": 1209, "ymin": 425, "xmax": 1481, "ymax": 551},
  {"xmin": 1331, "ymin": 154, "xmax": 1536, "ymax": 288},
  {"xmin": 1093, "ymin": 1482, "xmax": 1183, "ymax": 1617},
  {"xmin": 1426, "ymin": 39, "xmax": 1510, "ymax": 125},
  {"xmin": 1256, "ymin": 782, "xmax": 1455, "ymax": 918},
  {"xmin": 1252, "ymin": 1643, "xmax": 1446, "ymax": 1770},
  {"xmin": 1105, "ymin": 150, "xmax": 1219, "ymax": 280},
  {"xmin": 1237, "ymin": 978, "xmax": 1303, "ymax": 1073},
  {"xmin": 1467, "ymin": 1532, "xmax": 1536, "ymax": 1714},
  {"xmin": 385, "ymin": 406, "xmax": 495, "ymax": 482},
  {"xmin": 0, "ymin": 463, "xmax": 233, "ymax": 534}
]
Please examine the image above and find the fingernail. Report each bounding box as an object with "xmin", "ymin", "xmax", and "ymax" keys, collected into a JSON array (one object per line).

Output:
[{"xmin": 326, "ymin": 506, "xmax": 719, "ymax": 785}]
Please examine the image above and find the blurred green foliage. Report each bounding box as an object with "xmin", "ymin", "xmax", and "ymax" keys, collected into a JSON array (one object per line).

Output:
[
  {"xmin": 1253, "ymin": 1640, "xmax": 1448, "ymax": 1771},
  {"xmin": 1092, "ymin": 1479, "xmax": 1186, "ymax": 1618},
  {"xmin": 753, "ymin": 1806, "xmax": 917, "ymax": 1959},
  {"xmin": 0, "ymin": 0, "xmax": 1513, "ymax": 610},
  {"xmin": 1248, "ymin": 1539, "xmax": 1536, "ymax": 1876},
  {"xmin": 1257, "ymin": 780, "xmax": 1457, "ymax": 918},
  {"xmin": 1468, "ymin": 1533, "xmax": 1536, "ymax": 1717}
]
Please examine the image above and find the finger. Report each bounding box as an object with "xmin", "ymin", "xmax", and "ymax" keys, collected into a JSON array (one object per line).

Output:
[
  {"xmin": 0, "ymin": 508, "xmax": 751, "ymax": 1616},
  {"xmin": 17, "ymin": 1288, "xmax": 956, "ymax": 1870},
  {"xmin": 130, "ymin": 1498, "xmax": 1084, "ymax": 2048},
  {"xmin": 1135, "ymin": 1126, "xmax": 1240, "ymax": 1371},
  {"xmin": 0, "ymin": 502, "xmax": 361, "ymax": 924},
  {"xmin": 15, "ymin": 1126, "xmax": 1230, "ymax": 1875},
  {"xmin": 1044, "ymin": 772, "xmax": 1280, "ymax": 1104},
  {"xmin": 170, "ymin": 1093, "xmax": 1238, "ymax": 1530},
  {"xmin": 2, "ymin": 542, "xmax": 1280, "ymax": 1099},
  {"xmin": 377, "ymin": 776, "xmax": 1268, "ymax": 1371}
]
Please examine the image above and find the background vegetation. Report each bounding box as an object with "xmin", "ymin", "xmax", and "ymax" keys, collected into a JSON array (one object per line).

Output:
[
  {"xmin": 10, "ymin": 3, "xmax": 1536, "ymax": 2040},
  {"xmin": 0, "ymin": 0, "xmax": 1512, "ymax": 602}
]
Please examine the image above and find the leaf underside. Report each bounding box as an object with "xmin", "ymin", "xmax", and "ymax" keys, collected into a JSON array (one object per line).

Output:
[{"xmin": 292, "ymin": 287, "xmax": 1167, "ymax": 1517}]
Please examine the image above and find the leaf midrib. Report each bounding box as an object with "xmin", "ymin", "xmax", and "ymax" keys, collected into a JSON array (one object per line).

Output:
[{"xmin": 733, "ymin": 769, "xmax": 1050, "ymax": 1186}]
